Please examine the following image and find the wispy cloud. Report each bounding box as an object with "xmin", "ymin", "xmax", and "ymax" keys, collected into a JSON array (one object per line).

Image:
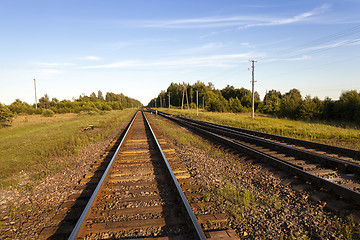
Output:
[
  {"xmin": 139, "ymin": 4, "xmax": 330, "ymax": 29},
  {"xmin": 38, "ymin": 69, "xmax": 63, "ymax": 76},
  {"xmin": 300, "ymin": 38, "xmax": 360, "ymax": 52},
  {"xmin": 31, "ymin": 61, "xmax": 74, "ymax": 77},
  {"xmin": 175, "ymin": 42, "xmax": 225, "ymax": 55},
  {"xmin": 82, "ymin": 53, "xmax": 257, "ymax": 69},
  {"xmin": 243, "ymin": 4, "xmax": 330, "ymax": 28},
  {"xmin": 264, "ymin": 55, "xmax": 311, "ymax": 63},
  {"xmin": 82, "ymin": 56, "xmax": 102, "ymax": 61},
  {"xmin": 32, "ymin": 62, "xmax": 74, "ymax": 68}
]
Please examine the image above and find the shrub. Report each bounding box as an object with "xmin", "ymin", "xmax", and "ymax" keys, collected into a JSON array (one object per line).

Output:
[
  {"xmin": 42, "ymin": 109, "xmax": 55, "ymax": 117},
  {"xmin": 0, "ymin": 104, "xmax": 14, "ymax": 123}
]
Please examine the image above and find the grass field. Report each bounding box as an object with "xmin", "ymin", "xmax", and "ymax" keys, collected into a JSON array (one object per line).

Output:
[
  {"xmin": 0, "ymin": 109, "xmax": 136, "ymax": 188},
  {"xmin": 156, "ymin": 108, "xmax": 360, "ymax": 151}
]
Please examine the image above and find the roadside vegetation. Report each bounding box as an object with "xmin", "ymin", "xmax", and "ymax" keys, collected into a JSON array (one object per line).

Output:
[
  {"xmin": 156, "ymin": 108, "xmax": 360, "ymax": 151},
  {"xmin": 0, "ymin": 109, "xmax": 135, "ymax": 188},
  {"xmin": 1, "ymin": 90, "xmax": 141, "ymax": 121},
  {"xmin": 149, "ymin": 81, "xmax": 360, "ymax": 124}
]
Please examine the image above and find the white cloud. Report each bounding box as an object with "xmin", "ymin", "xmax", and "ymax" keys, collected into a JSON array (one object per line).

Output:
[
  {"xmin": 138, "ymin": 4, "xmax": 330, "ymax": 29},
  {"xmin": 82, "ymin": 56, "xmax": 102, "ymax": 61},
  {"xmin": 175, "ymin": 42, "xmax": 225, "ymax": 55},
  {"xmin": 200, "ymin": 43, "xmax": 223, "ymax": 49},
  {"xmin": 264, "ymin": 55, "xmax": 311, "ymax": 63},
  {"xmin": 82, "ymin": 53, "xmax": 256, "ymax": 69},
  {"xmin": 32, "ymin": 62, "xmax": 74, "ymax": 68},
  {"xmin": 301, "ymin": 38, "xmax": 360, "ymax": 52},
  {"xmin": 243, "ymin": 4, "xmax": 330, "ymax": 28},
  {"xmin": 37, "ymin": 69, "xmax": 63, "ymax": 77}
]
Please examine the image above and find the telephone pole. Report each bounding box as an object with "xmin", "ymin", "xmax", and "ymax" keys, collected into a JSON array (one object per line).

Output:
[
  {"xmin": 168, "ymin": 92, "xmax": 170, "ymax": 109},
  {"xmin": 185, "ymin": 84, "xmax": 189, "ymax": 110},
  {"xmin": 34, "ymin": 79, "xmax": 38, "ymax": 110},
  {"xmin": 249, "ymin": 60, "xmax": 257, "ymax": 119},
  {"xmin": 181, "ymin": 87, "xmax": 185, "ymax": 110},
  {"xmin": 196, "ymin": 90, "xmax": 198, "ymax": 116}
]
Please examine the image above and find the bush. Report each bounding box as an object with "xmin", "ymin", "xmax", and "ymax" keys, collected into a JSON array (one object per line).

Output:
[
  {"xmin": 0, "ymin": 104, "xmax": 14, "ymax": 123},
  {"xmin": 9, "ymin": 99, "xmax": 35, "ymax": 114},
  {"xmin": 42, "ymin": 109, "xmax": 55, "ymax": 117}
]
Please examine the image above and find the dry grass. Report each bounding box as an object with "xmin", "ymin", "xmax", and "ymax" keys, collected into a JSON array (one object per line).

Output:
[
  {"xmin": 157, "ymin": 108, "xmax": 360, "ymax": 151},
  {"xmin": 0, "ymin": 109, "xmax": 135, "ymax": 187}
]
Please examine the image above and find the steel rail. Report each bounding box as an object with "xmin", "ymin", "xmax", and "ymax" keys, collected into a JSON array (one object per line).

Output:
[
  {"xmin": 175, "ymin": 115, "xmax": 360, "ymax": 175},
  {"xmin": 177, "ymin": 115, "xmax": 360, "ymax": 159},
  {"xmin": 154, "ymin": 111, "xmax": 360, "ymax": 206},
  {"xmin": 68, "ymin": 111, "xmax": 138, "ymax": 240},
  {"xmin": 149, "ymin": 109, "xmax": 360, "ymax": 175},
  {"xmin": 142, "ymin": 111, "xmax": 207, "ymax": 240}
]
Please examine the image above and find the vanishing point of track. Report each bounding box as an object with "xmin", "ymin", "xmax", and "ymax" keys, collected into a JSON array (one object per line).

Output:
[{"xmin": 68, "ymin": 110, "xmax": 206, "ymax": 239}]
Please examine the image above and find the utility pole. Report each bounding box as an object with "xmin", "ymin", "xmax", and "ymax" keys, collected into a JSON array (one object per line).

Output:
[
  {"xmin": 203, "ymin": 95, "xmax": 205, "ymax": 109},
  {"xmin": 249, "ymin": 60, "xmax": 257, "ymax": 119},
  {"xmin": 185, "ymin": 85, "xmax": 189, "ymax": 110},
  {"xmin": 196, "ymin": 90, "xmax": 198, "ymax": 116},
  {"xmin": 168, "ymin": 92, "xmax": 170, "ymax": 109},
  {"xmin": 181, "ymin": 88, "xmax": 184, "ymax": 110},
  {"xmin": 34, "ymin": 79, "xmax": 38, "ymax": 110}
]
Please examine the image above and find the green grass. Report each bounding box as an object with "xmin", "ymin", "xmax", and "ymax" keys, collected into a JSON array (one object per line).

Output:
[
  {"xmin": 335, "ymin": 216, "xmax": 360, "ymax": 240},
  {"xmin": 219, "ymin": 181, "xmax": 254, "ymax": 209},
  {"xmin": 0, "ymin": 109, "xmax": 135, "ymax": 187},
  {"xmin": 157, "ymin": 108, "xmax": 360, "ymax": 151},
  {"xmin": 263, "ymin": 192, "xmax": 282, "ymax": 210}
]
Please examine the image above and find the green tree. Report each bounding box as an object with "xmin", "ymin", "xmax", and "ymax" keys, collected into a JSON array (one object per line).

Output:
[
  {"xmin": 298, "ymin": 95, "xmax": 323, "ymax": 121},
  {"xmin": 322, "ymin": 97, "xmax": 336, "ymax": 120},
  {"xmin": 262, "ymin": 90, "xmax": 282, "ymax": 115},
  {"xmin": 38, "ymin": 94, "xmax": 51, "ymax": 108},
  {"xmin": 90, "ymin": 92, "xmax": 98, "ymax": 102},
  {"xmin": 50, "ymin": 98, "xmax": 59, "ymax": 107},
  {"xmin": 0, "ymin": 104, "xmax": 14, "ymax": 123},
  {"xmin": 338, "ymin": 90, "xmax": 360, "ymax": 122},
  {"xmin": 229, "ymin": 97, "xmax": 244, "ymax": 113},
  {"xmin": 205, "ymin": 91, "xmax": 229, "ymax": 112},
  {"xmin": 280, "ymin": 89, "xmax": 302, "ymax": 119},
  {"xmin": 9, "ymin": 99, "xmax": 35, "ymax": 114},
  {"xmin": 97, "ymin": 90, "xmax": 104, "ymax": 101}
]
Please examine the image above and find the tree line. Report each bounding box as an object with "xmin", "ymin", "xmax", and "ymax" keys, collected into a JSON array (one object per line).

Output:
[
  {"xmin": 148, "ymin": 81, "xmax": 360, "ymax": 124},
  {"xmin": 0, "ymin": 90, "xmax": 142, "ymax": 123}
]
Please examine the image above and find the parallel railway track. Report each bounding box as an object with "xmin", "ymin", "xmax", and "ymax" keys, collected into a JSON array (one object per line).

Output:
[{"xmin": 152, "ymin": 110, "xmax": 360, "ymax": 208}]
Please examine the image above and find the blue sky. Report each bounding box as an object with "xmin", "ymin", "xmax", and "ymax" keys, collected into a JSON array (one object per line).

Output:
[{"xmin": 1, "ymin": 0, "xmax": 359, "ymax": 105}]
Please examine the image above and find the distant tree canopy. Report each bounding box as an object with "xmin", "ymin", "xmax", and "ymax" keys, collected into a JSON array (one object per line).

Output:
[
  {"xmin": 148, "ymin": 81, "xmax": 260, "ymax": 113},
  {"xmin": 1, "ymin": 91, "xmax": 142, "ymax": 119},
  {"xmin": 148, "ymin": 81, "xmax": 360, "ymax": 124}
]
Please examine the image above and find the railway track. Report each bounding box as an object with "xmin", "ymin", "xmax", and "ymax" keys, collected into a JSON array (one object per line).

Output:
[
  {"xmin": 152, "ymin": 110, "xmax": 360, "ymax": 209},
  {"xmin": 54, "ymin": 110, "xmax": 239, "ymax": 240},
  {"xmin": 66, "ymin": 110, "xmax": 205, "ymax": 239}
]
